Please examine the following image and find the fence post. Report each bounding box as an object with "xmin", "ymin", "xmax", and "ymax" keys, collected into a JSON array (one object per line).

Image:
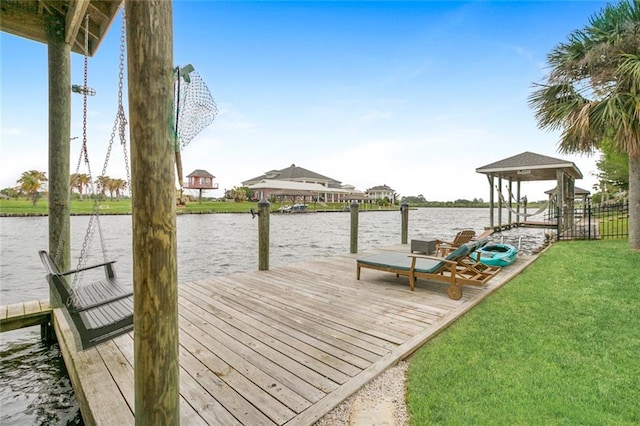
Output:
[
  {"xmin": 587, "ymin": 202, "xmax": 592, "ymax": 240},
  {"xmin": 258, "ymin": 199, "xmax": 270, "ymax": 270},
  {"xmin": 350, "ymin": 202, "xmax": 359, "ymax": 254},
  {"xmin": 401, "ymin": 203, "xmax": 409, "ymax": 244}
]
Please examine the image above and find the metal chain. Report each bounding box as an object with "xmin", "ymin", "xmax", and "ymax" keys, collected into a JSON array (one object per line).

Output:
[
  {"xmin": 73, "ymin": 13, "xmax": 97, "ymax": 290},
  {"xmin": 55, "ymin": 13, "xmax": 93, "ymax": 269},
  {"xmin": 93, "ymin": 6, "xmax": 129, "ymax": 266},
  {"xmin": 63, "ymin": 8, "xmax": 128, "ymax": 292},
  {"xmin": 119, "ymin": 10, "xmax": 131, "ymax": 191}
]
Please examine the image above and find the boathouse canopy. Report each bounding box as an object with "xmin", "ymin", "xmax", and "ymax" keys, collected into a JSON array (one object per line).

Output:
[
  {"xmin": 476, "ymin": 151, "xmax": 584, "ymax": 231},
  {"xmin": 545, "ymin": 186, "xmax": 591, "ymax": 198},
  {"xmin": 0, "ymin": 0, "xmax": 121, "ymax": 56},
  {"xmin": 476, "ymin": 151, "xmax": 583, "ymax": 182}
]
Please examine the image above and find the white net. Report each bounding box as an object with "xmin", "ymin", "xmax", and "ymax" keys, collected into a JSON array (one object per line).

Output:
[{"xmin": 174, "ymin": 64, "xmax": 218, "ymax": 149}]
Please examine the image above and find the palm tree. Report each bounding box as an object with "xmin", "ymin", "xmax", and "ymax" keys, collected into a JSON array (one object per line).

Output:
[
  {"xmin": 528, "ymin": 0, "xmax": 640, "ymax": 249},
  {"xmin": 70, "ymin": 173, "xmax": 91, "ymax": 200},
  {"xmin": 16, "ymin": 170, "xmax": 47, "ymax": 206},
  {"xmin": 95, "ymin": 176, "xmax": 111, "ymax": 201},
  {"xmin": 104, "ymin": 178, "xmax": 127, "ymax": 201},
  {"xmin": 230, "ymin": 186, "xmax": 248, "ymax": 202}
]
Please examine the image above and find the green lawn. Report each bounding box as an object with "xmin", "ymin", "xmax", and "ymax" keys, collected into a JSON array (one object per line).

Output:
[
  {"xmin": 407, "ymin": 240, "xmax": 639, "ymax": 425},
  {"xmin": 0, "ymin": 198, "xmax": 370, "ymax": 215}
]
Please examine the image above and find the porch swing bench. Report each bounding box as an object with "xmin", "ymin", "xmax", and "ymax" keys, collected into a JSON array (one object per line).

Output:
[{"xmin": 39, "ymin": 250, "xmax": 133, "ymax": 350}]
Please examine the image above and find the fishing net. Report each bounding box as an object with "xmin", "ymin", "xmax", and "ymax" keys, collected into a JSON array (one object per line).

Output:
[
  {"xmin": 173, "ymin": 64, "xmax": 218, "ymax": 149},
  {"xmin": 172, "ymin": 64, "xmax": 218, "ymax": 188}
]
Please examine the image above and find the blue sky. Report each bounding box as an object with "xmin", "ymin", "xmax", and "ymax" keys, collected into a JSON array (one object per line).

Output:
[{"xmin": 1, "ymin": 1, "xmax": 608, "ymax": 201}]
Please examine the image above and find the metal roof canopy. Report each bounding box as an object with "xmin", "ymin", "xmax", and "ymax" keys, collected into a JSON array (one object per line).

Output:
[
  {"xmin": 476, "ymin": 151, "xmax": 583, "ymax": 182},
  {"xmin": 475, "ymin": 151, "xmax": 584, "ymax": 231},
  {"xmin": 0, "ymin": 0, "xmax": 122, "ymax": 56}
]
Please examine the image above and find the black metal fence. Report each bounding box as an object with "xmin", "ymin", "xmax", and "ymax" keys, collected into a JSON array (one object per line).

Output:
[{"xmin": 553, "ymin": 202, "xmax": 629, "ymax": 240}]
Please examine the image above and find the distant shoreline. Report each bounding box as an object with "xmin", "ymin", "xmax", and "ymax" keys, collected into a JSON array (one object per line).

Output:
[{"xmin": 0, "ymin": 209, "xmax": 403, "ymax": 217}]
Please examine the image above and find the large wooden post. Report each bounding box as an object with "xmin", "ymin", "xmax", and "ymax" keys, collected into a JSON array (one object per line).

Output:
[
  {"xmin": 497, "ymin": 177, "xmax": 503, "ymax": 229},
  {"xmin": 488, "ymin": 175, "xmax": 495, "ymax": 229},
  {"xmin": 125, "ymin": 2, "xmax": 180, "ymax": 424},
  {"xmin": 507, "ymin": 179, "xmax": 513, "ymax": 227},
  {"xmin": 258, "ymin": 199, "xmax": 270, "ymax": 271},
  {"xmin": 350, "ymin": 202, "xmax": 359, "ymax": 253},
  {"xmin": 46, "ymin": 14, "xmax": 71, "ymax": 288},
  {"xmin": 400, "ymin": 203, "xmax": 409, "ymax": 244},
  {"xmin": 516, "ymin": 181, "xmax": 521, "ymax": 225}
]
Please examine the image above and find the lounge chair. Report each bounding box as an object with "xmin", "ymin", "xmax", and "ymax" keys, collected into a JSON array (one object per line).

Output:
[
  {"xmin": 435, "ymin": 229, "xmax": 476, "ymax": 256},
  {"xmin": 356, "ymin": 242, "xmax": 501, "ymax": 300}
]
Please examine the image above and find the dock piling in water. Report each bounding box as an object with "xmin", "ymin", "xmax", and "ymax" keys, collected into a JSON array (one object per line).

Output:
[{"xmin": 350, "ymin": 202, "xmax": 359, "ymax": 253}]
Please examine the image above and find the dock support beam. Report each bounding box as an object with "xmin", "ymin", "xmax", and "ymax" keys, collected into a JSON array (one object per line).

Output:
[
  {"xmin": 258, "ymin": 199, "xmax": 270, "ymax": 271},
  {"xmin": 126, "ymin": 1, "xmax": 180, "ymax": 424},
  {"xmin": 46, "ymin": 14, "xmax": 71, "ymax": 283},
  {"xmin": 401, "ymin": 203, "xmax": 409, "ymax": 244},
  {"xmin": 350, "ymin": 202, "xmax": 359, "ymax": 253}
]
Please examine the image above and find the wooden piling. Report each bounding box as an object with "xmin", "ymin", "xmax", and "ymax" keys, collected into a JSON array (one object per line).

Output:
[
  {"xmin": 401, "ymin": 203, "xmax": 409, "ymax": 244},
  {"xmin": 46, "ymin": 14, "xmax": 71, "ymax": 280},
  {"xmin": 258, "ymin": 199, "xmax": 270, "ymax": 271},
  {"xmin": 125, "ymin": 1, "xmax": 180, "ymax": 424},
  {"xmin": 350, "ymin": 202, "xmax": 359, "ymax": 253}
]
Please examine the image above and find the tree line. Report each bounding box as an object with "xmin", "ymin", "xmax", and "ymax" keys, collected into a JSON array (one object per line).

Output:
[
  {"xmin": 1, "ymin": 170, "xmax": 128, "ymax": 206},
  {"xmin": 528, "ymin": 0, "xmax": 638, "ymax": 248}
]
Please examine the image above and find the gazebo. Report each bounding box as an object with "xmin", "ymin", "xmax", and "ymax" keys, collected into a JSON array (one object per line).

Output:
[{"xmin": 476, "ymin": 151, "xmax": 583, "ymax": 232}]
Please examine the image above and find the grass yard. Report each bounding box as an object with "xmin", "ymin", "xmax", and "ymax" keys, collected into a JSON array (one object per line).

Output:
[
  {"xmin": 407, "ymin": 240, "xmax": 640, "ymax": 425},
  {"xmin": 0, "ymin": 197, "xmax": 379, "ymax": 215},
  {"xmin": 599, "ymin": 215, "xmax": 629, "ymax": 239}
]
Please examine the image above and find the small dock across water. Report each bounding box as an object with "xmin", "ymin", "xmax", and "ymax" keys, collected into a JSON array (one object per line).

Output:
[{"xmin": 35, "ymin": 246, "xmax": 536, "ymax": 425}]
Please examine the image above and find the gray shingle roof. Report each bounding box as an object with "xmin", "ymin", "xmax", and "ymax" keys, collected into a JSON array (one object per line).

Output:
[
  {"xmin": 476, "ymin": 151, "xmax": 583, "ymax": 181},
  {"xmin": 243, "ymin": 164, "xmax": 341, "ymax": 186},
  {"xmin": 187, "ymin": 169, "xmax": 215, "ymax": 178}
]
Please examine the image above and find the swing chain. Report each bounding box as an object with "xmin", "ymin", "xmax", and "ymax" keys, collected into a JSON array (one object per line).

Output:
[
  {"xmin": 54, "ymin": 13, "xmax": 94, "ymax": 267},
  {"xmin": 75, "ymin": 9, "xmax": 128, "ymax": 283},
  {"xmin": 118, "ymin": 10, "xmax": 131, "ymax": 190},
  {"xmin": 74, "ymin": 13, "xmax": 98, "ymax": 286}
]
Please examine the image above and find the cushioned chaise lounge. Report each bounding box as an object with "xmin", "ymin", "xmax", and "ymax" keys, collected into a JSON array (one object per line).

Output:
[{"xmin": 356, "ymin": 242, "xmax": 501, "ymax": 300}]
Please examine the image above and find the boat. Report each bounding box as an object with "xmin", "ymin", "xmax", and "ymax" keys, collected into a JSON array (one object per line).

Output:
[
  {"xmin": 472, "ymin": 243, "xmax": 518, "ymax": 267},
  {"xmin": 278, "ymin": 203, "xmax": 308, "ymax": 213}
]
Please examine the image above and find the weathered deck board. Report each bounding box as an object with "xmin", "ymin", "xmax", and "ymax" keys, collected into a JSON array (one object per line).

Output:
[
  {"xmin": 53, "ymin": 246, "xmax": 536, "ymax": 425},
  {"xmin": 0, "ymin": 299, "xmax": 51, "ymax": 332}
]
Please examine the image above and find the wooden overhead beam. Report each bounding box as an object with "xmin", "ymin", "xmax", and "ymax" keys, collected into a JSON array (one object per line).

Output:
[
  {"xmin": 65, "ymin": 0, "xmax": 90, "ymax": 48},
  {"xmin": 0, "ymin": 0, "xmax": 121, "ymax": 56},
  {"xmin": 0, "ymin": 1, "xmax": 48, "ymax": 43}
]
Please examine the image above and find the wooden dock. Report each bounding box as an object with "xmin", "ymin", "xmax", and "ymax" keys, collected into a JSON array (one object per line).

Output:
[
  {"xmin": 51, "ymin": 246, "xmax": 536, "ymax": 425},
  {"xmin": 0, "ymin": 299, "xmax": 51, "ymax": 333}
]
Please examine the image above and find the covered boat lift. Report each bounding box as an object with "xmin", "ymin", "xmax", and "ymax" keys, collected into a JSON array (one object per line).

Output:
[{"xmin": 476, "ymin": 151, "xmax": 583, "ymax": 233}]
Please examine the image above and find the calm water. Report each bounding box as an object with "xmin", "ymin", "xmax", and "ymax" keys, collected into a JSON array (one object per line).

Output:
[{"xmin": 0, "ymin": 208, "xmax": 547, "ymax": 424}]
